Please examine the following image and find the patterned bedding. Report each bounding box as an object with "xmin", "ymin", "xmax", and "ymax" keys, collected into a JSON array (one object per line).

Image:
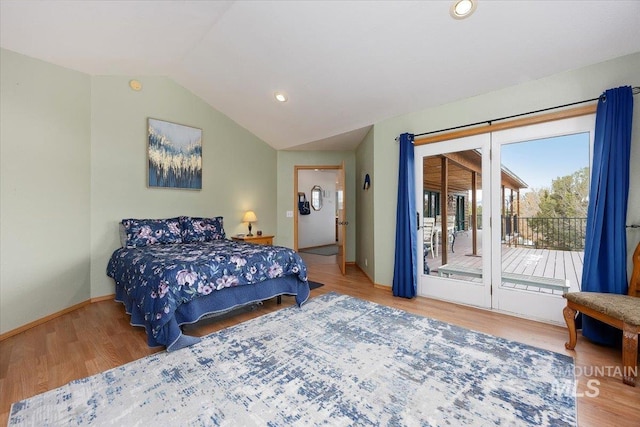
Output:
[{"xmin": 107, "ymin": 240, "xmax": 309, "ymax": 351}]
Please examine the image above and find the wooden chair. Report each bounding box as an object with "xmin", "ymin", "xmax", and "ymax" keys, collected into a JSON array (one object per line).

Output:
[
  {"xmin": 434, "ymin": 215, "xmax": 456, "ymax": 253},
  {"xmin": 423, "ymin": 217, "xmax": 436, "ymax": 259},
  {"xmin": 563, "ymin": 242, "xmax": 640, "ymax": 386}
]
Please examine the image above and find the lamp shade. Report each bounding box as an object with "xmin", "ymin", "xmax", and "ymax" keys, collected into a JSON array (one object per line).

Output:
[{"xmin": 242, "ymin": 211, "xmax": 257, "ymax": 222}]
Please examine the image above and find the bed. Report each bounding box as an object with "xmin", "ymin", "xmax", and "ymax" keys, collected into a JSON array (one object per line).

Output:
[{"xmin": 106, "ymin": 216, "xmax": 310, "ymax": 351}]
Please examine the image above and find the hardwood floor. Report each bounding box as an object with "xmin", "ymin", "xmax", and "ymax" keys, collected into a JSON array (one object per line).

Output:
[{"xmin": 1, "ymin": 263, "xmax": 638, "ymax": 426}]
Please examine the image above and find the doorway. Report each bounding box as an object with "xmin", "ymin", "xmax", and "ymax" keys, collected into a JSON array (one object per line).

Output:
[
  {"xmin": 490, "ymin": 115, "xmax": 593, "ymax": 323},
  {"xmin": 415, "ymin": 134, "xmax": 492, "ymax": 309},
  {"xmin": 415, "ymin": 114, "xmax": 595, "ymax": 324},
  {"xmin": 294, "ymin": 164, "xmax": 346, "ymax": 274}
]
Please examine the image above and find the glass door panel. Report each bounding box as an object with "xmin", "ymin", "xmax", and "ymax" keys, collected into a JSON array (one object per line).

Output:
[
  {"xmin": 415, "ymin": 134, "xmax": 491, "ymax": 309},
  {"xmin": 491, "ymin": 115, "xmax": 594, "ymax": 324}
]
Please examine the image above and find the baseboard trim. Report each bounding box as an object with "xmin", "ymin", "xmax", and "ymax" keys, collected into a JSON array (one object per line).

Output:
[
  {"xmin": 353, "ymin": 263, "xmax": 382, "ymax": 288},
  {"xmin": 374, "ymin": 283, "xmax": 392, "ymax": 292},
  {"xmin": 91, "ymin": 293, "xmax": 116, "ymax": 303},
  {"xmin": 0, "ymin": 293, "xmax": 116, "ymax": 342}
]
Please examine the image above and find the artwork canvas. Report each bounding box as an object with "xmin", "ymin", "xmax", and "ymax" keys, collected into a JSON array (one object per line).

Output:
[{"xmin": 148, "ymin": 118, "xmax": 202, "ymax": 189}]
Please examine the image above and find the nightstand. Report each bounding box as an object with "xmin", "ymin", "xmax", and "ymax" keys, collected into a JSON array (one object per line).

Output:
[{"xmin": 231, "ymin": 235, "xmax": 274, "ymax": 245}]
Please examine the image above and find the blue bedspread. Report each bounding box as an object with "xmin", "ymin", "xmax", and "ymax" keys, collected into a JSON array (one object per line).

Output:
[{"xmin": 107, "ymin": 240, "xmax": 308, "ymax": 350}]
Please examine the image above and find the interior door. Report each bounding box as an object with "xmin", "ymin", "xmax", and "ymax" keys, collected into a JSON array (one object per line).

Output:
[
  {"xmin": 336, "ymin": 162, "xmax": 346, "ymax": 275},
  {"xmin": 414, "ymin": 134, "xmax": 491, "ymax": 308}
]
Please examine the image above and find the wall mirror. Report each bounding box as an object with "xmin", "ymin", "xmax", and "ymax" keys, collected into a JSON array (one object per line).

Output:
[{"xmin": 311, "ymin": 185, "xmax": 323, "ymax": 210}]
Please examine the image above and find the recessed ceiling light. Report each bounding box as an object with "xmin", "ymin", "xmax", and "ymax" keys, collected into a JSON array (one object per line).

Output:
[
  {"xmin": 274, "ymin": 92, "xmax": 288, "ymax": 102},
  {"xmin": 450, "ymin": 0, "xmax": 477, "ymax": 20}
]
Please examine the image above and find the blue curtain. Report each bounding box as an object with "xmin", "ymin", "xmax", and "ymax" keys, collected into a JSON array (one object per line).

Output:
[
  {"xmin": 392, "ymin": 133, "xmax": 417, "ymax": 298},
  {"xmin": 581, "ymin": 86, "xmax": 634, "ymax": 346}
]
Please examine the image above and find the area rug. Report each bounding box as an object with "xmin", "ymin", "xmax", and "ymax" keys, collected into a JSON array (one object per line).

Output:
[
  {"xmin": 299, "ymin": 244, "xmax": 339, "ymax": 256},
  {"xmin": 9, "ymin": 293, "xmax": 576, "ymax": 426}
]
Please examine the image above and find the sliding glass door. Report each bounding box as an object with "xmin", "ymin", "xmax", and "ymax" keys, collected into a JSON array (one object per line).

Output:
[
  {"xmin": 415, "ymin": 134, "xmax": 492, "ymax": 309},
  {"xmin": 491, "ymin": 115, "xmax": 594, "ymax": 323},
  {"xmin": 415, "ymin": 114, "xmax": 594, "ymax": 324}
]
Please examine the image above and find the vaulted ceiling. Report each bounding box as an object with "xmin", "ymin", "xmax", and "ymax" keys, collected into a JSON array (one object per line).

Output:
[{"xmin": 2, "ymin": 1, "xmax": 639, "ymax": 151}]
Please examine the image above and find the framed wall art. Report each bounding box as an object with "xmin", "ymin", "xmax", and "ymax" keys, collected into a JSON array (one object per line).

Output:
[{"xmin": 148, "ymin": 118, "xmax": 202, "ymax": 190}]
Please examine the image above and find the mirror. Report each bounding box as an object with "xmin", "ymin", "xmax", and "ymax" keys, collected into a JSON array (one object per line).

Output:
[{"xmin": 311, "ymin": 185, "xmax": 323, "ymax": 211}]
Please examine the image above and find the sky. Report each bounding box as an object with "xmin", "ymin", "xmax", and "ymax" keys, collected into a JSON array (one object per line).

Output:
[
  {"xmin": 500, "ymin": 132, "xmax": 590, "ymax": 191},
  {"xmin": 149, "ymin": 118, "xmax": 202, "ymax": 150}
]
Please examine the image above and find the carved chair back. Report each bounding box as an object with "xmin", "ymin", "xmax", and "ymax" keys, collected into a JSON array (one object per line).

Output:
[{"xmin": 629, "ymin": 242, "xmax": 640, "ymax": 297}]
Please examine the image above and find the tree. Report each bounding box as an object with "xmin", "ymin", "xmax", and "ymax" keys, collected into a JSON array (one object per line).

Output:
[{"xmin": 529, "ymin": 167, "xmax": 589, "ymax": 250}]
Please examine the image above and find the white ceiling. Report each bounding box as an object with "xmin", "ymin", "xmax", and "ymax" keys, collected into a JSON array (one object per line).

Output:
[{"xmin": 2, "ymin": 1, "xmax": 639, "ymax": 151}]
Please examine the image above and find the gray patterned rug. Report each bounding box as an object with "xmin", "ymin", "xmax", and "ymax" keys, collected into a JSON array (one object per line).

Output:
[{"xmin": 9, "ymin": 293, "xmax": 576, "ymax": 426}]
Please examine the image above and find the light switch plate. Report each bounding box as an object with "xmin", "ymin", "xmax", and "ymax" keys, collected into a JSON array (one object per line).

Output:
[{"xmin": 286, "ymin": 210, "xmax": 293, "ymax": 218}]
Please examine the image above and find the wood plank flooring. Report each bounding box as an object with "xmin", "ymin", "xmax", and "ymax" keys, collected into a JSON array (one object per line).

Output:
[
  {"xmin": 1, "ymin": 262, "xmax": 638, "ymax": 426},
  {"xmin": 429, "ymin": 231, "xmax": 585, "ymax": 294}
]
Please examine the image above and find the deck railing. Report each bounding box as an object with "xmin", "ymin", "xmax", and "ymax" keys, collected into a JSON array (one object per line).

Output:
[{"xmin": 502, "ymin": 216, "xmax": 587, "ymax": 251}]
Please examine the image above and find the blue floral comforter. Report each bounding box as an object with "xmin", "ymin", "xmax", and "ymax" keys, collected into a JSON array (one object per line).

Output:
[{"xmin": 107, "ymin": 240, "xmax": 308, "ymax": 348}]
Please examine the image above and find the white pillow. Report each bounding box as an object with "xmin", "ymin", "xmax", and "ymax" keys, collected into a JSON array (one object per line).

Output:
[{"xmin": 119, "ymin": 222, "xmax": 127, "ymax": 247}]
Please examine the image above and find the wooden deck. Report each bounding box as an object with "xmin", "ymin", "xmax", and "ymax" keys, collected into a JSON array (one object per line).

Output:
[{"xmin": 424, "ymin": 230, "xmax": 584, "ymax": 294}]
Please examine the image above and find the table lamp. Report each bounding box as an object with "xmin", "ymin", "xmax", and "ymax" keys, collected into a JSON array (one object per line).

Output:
[{"xmin": 242, "ymin": 211, "xmax": 257, "ymax": 236}]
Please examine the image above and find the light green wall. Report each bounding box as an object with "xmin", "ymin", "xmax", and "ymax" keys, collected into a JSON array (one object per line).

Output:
[
  {"xmin": 90, "ymin": 76, "xmax": 277, "ymax": 297},
  {"xmin": 1, "ymin": 49, "xmax": 91, "ymax": 333},
  {"xmin": 0, "ymin": 49, "xmax": 277, "ymax": 334},
  {"xmin": 370, "ymin": 52, "xmax": 640, "ymax": 287},
  {"xmin": 3, "ymin": 46, "xmax": 639, "ymax": 334},
  {"xmin": 355, "ymin": 127, "xmax": 375, "ymax": 281},
  {"xmin": 276, "ymin": 151, "xmax": 356, "ymax": 261}
]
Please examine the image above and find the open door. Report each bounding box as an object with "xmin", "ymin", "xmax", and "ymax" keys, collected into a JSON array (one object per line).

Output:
[{"xmin": 336, "ymin": 162, "xmax": 346, "ymax": 275}]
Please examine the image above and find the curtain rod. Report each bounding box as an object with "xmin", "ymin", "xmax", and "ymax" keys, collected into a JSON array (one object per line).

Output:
[{"xmin": 414, "ymin": 86, "xmax": 640, "ymax": 138}]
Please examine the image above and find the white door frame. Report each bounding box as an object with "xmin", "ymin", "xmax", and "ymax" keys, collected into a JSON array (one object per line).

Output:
[
  {"xmin": 294, "ymin": 164, "xmax": 346, "ymax": 274},
  {"xmin": 415, "ymin": 114, "xmax": 595, "ymax": 323},
  {"xmin": 415, "ymin": 133, "xmax": 492, "ymax": 309},
  {"xmin": 490, "ymin": 114, "xmax": 595, "ymax": 324}
]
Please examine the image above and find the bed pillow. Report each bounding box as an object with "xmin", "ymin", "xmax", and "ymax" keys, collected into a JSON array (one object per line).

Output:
[
  {"xmin": 180, "ymin": 216, "xmax": 226, "ymax": 242},
  {"xmin": 119, "ymin": 223, "xmax": 127, "ymax": 247},
  {"xmin": 121, "ymin": 217, "xmax": 183, "ymax": 248}
]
